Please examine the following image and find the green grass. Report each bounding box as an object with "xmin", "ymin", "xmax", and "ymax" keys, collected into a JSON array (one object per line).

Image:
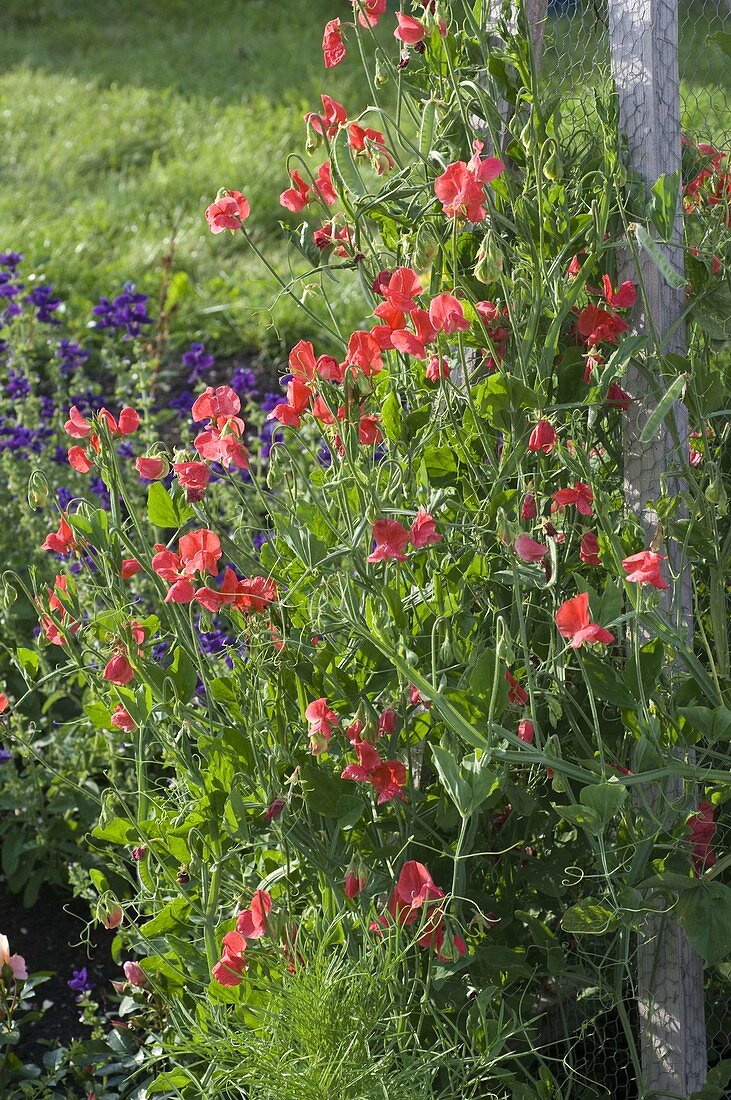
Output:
[{"xmin": 0, "ymin": 0, "xmax": 372, "ymax": 360}]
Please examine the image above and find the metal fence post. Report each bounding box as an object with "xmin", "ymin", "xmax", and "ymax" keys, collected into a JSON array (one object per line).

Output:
[{"xmin": 607, "ymin": 0, "xmax": 708, "ymax": 1094}]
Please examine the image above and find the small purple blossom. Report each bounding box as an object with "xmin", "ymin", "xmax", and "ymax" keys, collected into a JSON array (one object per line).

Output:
[
  {"xmin": 260, "ymin": 392, "xmax": 283, "ymax": 414},
  {"xmin": 0, "ymin": 748, "xmax": 12, "ymax": 764},
  {"xmin": 169, "ymin": 389, "xmax": 196, "ymax": 420},
  {"xmin": 57, "ymin": 340, "xmax": 90, "ymax": 378},
  {"xmin": 0, "ymin": 252, "xmax": 23, "ymax": 271},
  {"xmin": 252, "ymin": 530, "xmax": 273, "ymax": 553},
  {"xmin": 26, "ymin": 283, "xmax": 62, "ymax": 324},
  {"xmin": 67, "ymin": 968, "xmax": 94, "ymax": 999},
  {"xmin": 230, "ymin": 367, "xmax": 257, "ymax": 394},
  {"xmin": 5, "ymin": 369, "xmax": 30, "ymax": 400},
  {"xmin": 182, "ymin": 342, "xmax": 214, "ymax": 383},
  {"xmin": 117, "ymin": 441, "xmax": 135, "ymax": 460},
  {"xmin": 89, "ymin": 477, "xmax": 111, "ymax": 510},
  {"xmin": 56, "ymin": 487, "xmax": 75, "ymax": 509},
  {"xmin": 92, "ymin": 283, "xmax": 152, "ymax": 338}
]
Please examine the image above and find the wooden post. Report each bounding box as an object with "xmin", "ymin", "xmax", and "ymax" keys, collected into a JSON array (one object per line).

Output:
[{"xmin": 608, "ymin": 1, "xmax": 707, "ymax": 1095}]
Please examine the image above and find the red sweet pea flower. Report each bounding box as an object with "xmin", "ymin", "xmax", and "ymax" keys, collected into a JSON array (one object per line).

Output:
[
  {"xmin": 686, "ymin": 801, "xmax": 716, "ymax": 874},
  {"xmin": 552, "ymin": 482, "xmax": 594, "ymax": 516},
  {"xmin": 192, "ymin": 386, "xmax": 249, "ymax": 470},
  {"xmin": 517, "ymin": 719, "xmax": 535, "ymax": 744},
  {"xmin": 280, "ymin": 170, "xmax": 311, "ymax": 212},
  {"xmin": 577, "ymin": 303, "xmax": 629, "ymax": 346},
  {"xmin": 345, "ymin": 867, "xmax": 368, "ymax": 899},
  {"xmin": 342, "ymin": 740, "xmax": 383, "ymax": 782},
  {"xmin": 555, "ymin": 592, "xmax": 615, "ymax": 648},
  {"xmin": 314, "ymin": 161, "xmax": 337, "ymax": 205},
  {"xmin": 179, "ymin": 530, "xmax": 222, "ymax": 576},
  {"xmin": 606, "ymin": 382, "xmax": 631, "ymax": 411},
  {"xmin": 288, "ymin": 340, "xmax": 317, "ymax": 379},
  {"xmin": 567, "ymin": 254, "xmax": 583, "ymax": 277},
  {"xmin": 236, "ymin": 890, "xmax": 272, "ymax": 940},
  {"xmin": 306, "ymin": 697, "xmax": 338, "ymax": 755},
  {"xmin": 343, "ymin": 330, "xmax": 383, "ymax": 377},
  {"xmin": 305, "ymin": 95, "xmax": 348, "ymax": 141},
  {"xmin": 192, "ymin": 386, "xmax": 242, "ymax": 425},
  {"xmin": 601, "ymin": 275, "xmax": 636, "ymax": 309},
  {"xmin": 368, "ymin": 519, "xmax": 410, "ymax": 562},
  {"xmin": 173, "ymin": 461, "xmax": 211, "ymax": 503},
  {"xmin": 528, "ymin": 420, "xmax": 557, "ymax": 454},
  {"xmin": 383, "ymin": 267, "xmax": 423, "ymax": 312},
  {"xmin": 352, "ymin": 0, "xmax": 387, "ymax": 27},
  {"xmin": 111, "ymin": 705, "xmax": 136, "ymax": 732},
  {"xmin": 435, "ymin": 141, "xmax": 504, "ymax": 222},
  {"xmin": 233, "ymin": 576, "xmax": 278, "ymax": 614},
  {"xmin": 205, "ymin": 189, "xmax": 250, "ymax": 234},
  {"xmin": 41, "ymin": 514, "xmax": 76, "ymax": 555},
  {"xmin": 212, "ymin": 931, "xmax": 248, "ymax": 986},
  {"xmin": 68, "ymin": 446, "xmax": 94, "ymax": 473},
  {"xmin": 514, "ymin": 534, "xmax": 548, "ymax": 563},
  {"xmin": 426, "ymin": 355, "xmax": 450, "ymax": 382},
  {"xmin": 267, "ymin": 377, "xmax": 313, "ymax": 429},
  {"xmin": 104, "ymin": 654, "xmax": 135, "ymax": 686},
  {"xmin": 313, "ymin": 221, "xmax": 352, "ymax": 256},
  {"xmin": 394, "ymin": 12, "xmax": 426, "ymax": 44},
  {"xmin": 264, "ymin": 797, "xmax": 286, "ymax": 824},
  {"xmin": 390, "ymin": 308, "xmax": 437, "ymax": 359},
  {"xmin": 621, "ymin": 550, "xmax": 669, "ymax": 590},
  {"xmin": 135, "ymin": 456, "xmax": 166, "ymax": 480},
  {"xmin": 194, "ymin": 567, "xmax": 239, "ymax": 612},
  {"xmin": 323, "ymin": 18, "xmax": 347, "ymax": 67},
  {"xmin": 579, "ymin": 532, "xmax": 601, "ymax": 566},
  {"xmin": 389, "ymin": 861, "xmax": 445, "ymax": 927},
  {"xmin": 429, "ymin": 293, "xmax": 470, "ymax": 334},
  {"xmin": 505, "ymin": 670, "xmax": 528, "ymax": 706},
  {"xmin": 371, "ymin": 759, "xmax": 407, "ymax": 803},
  {"xmin": 409, "ymin": 508, "xmax": 441, "ymax": 548},
  {"xmin": 521, "ymin": 492, "xmax": 537, "ymax": 521},
  {"xmin": 64, "ymin": 405, "xmax": 92, "ymax": 439}
]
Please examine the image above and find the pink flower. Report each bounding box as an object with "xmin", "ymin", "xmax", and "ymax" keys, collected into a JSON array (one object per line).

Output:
[
  {"xmin": 409, "ymin": 509, "xmax": 441, "ymax": 549},
  {"xmin": 179, "ymin": 529, "xmax": 222, "ymax": 576},
  {"xmin": 264, "ymin": 797, "xmax": 286, "ymax": 824},
  {"xmin": 305, "ymin": 95, "xmax": 348, "ymax": 141},
  {"xmin": 111, "ymin": 705, "xmax": 136, "ymax": 732},
  {"xmin": 205, "ymin": 190, "xmax": 250, "ymax": 234},
  {"xmin": 68, "ymin": 446, "xmax": 94, "ymax": 474},
  {"xmin": 434, "ymin": 141, "xmax": 504, "ymax": 222},
  {"xmin": 506, "ymin": 670, "xmax": 528, "ymax": 706},
  {"xmin": 368, "ymin": 519, "xmax": 410, "ymax": 562},
  {"xmin": 389, "ymin": 861, "xmax": 445, "ymax": 927},
  {"xmin": 621, "ymin": 550, "xmax": 669, "ymax": 590},
  {"xmin": 555, "ymin": 592, "xmax": 615, "ymax": 648},
  {"xmin": 606, "ymin": 382, "xmax": 631, "ymax": 411},
  {"xmin": 122, "ymin": 961, "xmax": 147, "ymax": 987},
  {"xmin": 280, "ymin": 170, "xmax": 311, "ymax": 212},
  {"xmin": 601, "ymin": 275, "xmax": 636, "ymax": 309},
  {"xmin": 323, "ymin": 18, "xmax": 347, "ymax": 68},
  {"xmin": 314, "ymin": 162, "xmax": 337, "ymax": 206},
  {"xmin": 306, "ymin": 697, "xmax": 338, "ymax": 754},
  {"xmin": 342, "ymin": 740, "xmax": 383, "ymax": 782},
  {"xmin": 520, "ymin": 492, "xmax": 537, "ymax": 521},
  {"xmin": 236, "ymin": 890, "xmax": 272, "ymax": 940},
  {"xmin": 343, "ymin": 330, "xmax": 384, "ymax": 378},
  {"xmin": 0, "ymin": 934, "xmax": 27, "ymax": 981},
  {"xmin": 102, "ymin": 905, "xmax": 123, "ymax": 930},
  {"xmin": 383, "ymin": 267, "xmax": 423, "ymax": 312},
  {"xmin": 514, "ymin": 534, "xmax": 548, "ymax": 563},
  {"xmin": 686, "ymin": 801, "xmax": 716, "ymax": 874},
  {"xmin": 517, "ymin": 719, "xmax": 535, "ymax": 744},
  {"xmin": 426, "ymin": 355, "xmax": 450, "ymax": 382},
  {"xmin": 212, "ymin": 931, "xmax": 248, "ymax": 986},
  {"xmin": 429, "ymin": 293, "xmax": 470, "ymax": 334},
  {"xmin": 528, "ymin": 420, "xmax": 557, "ymax": 454},
  {"xmin": 173, "ymin": 461, "xmax": 211, "ymax": 503},
  {"xmin": 579, "ymin": 532, "xmax": 601, "ymax": 566},
  {"xmin": 371, "ymin": 759, "xmax": 407, "ymax": 803},
  {"xmin": 135, "ymin": 456, "xmax": 166, "ymax": 480},
  {"xmin": 394, "ymin": 12, "xmax": 426, "ymax": 45},
  {"xmin": 552, "ymin": 482, "xmax": 594, "ymax": 516},
  {"xmin": 352, "ymin": 0, "xmax": 387, "ymax": 27},
  {"xmin": 345, "ymin": 865, "xmax": 368, "ymax": 899},
  {"xmin": 103, "ymin": 654, "xmax": 135, "ymax": 686},
  {"xmin": 577, "ymin": 303, "xmax": 629, "ymax": 346}
]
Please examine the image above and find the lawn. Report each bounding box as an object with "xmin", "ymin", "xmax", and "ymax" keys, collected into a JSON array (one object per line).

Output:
[
  {"xmin": 1, "ymin": 0, "xmax": 728, "ymax": 363},
  {"xmin": 0, "ymin": 0, "xmax": 372, "ymax": 360}
]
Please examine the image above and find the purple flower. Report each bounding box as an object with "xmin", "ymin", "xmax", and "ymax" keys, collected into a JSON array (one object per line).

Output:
[
  {"xmin": 0, "ymin": 252, "xmax": 23, "ymax": 271},
  {"xmin": 318, "ymin": 442, "xmax": 333, "ymax": 467},
  {"xmin": 57, "ymin": 340, "xmax": 90, "ymax": 378},
  {"xmin": 169, "ymin": 389, "xmax": 196, "ymax": 420},
  {"xmin": 26, "ymin": 283, "xmax": 62, "ymax": 324},
  {"xmin": 5, "ymin": 369, "xmax": 30, "ymax": 400},
  {"xmin": 53, "ymin": 444, "xmax": 69, "ymax": 465},
  {"xmin": 117, "ymin": 441, "xmax": 135, "ymax": 460},
  {"xmin": 67, "ymin": 968, "xmax": 94, "ymax": 999},
  {"xmin": 151, "ymin": 640, "xmax": 171, "ymax": 664},
  {"xmin": 56, "ymin": 487, "xmax": 75, "ymax": 509},
  {"xmin": 92, "ymin": 283, "xmax": 152, "ymax": 338},
  {"xmin": 260, "ymin": 392, "xmax": 283, "ymax": 413},
  {"xmin": 39, "ymin": 395, "xmax": 55, "ymax": 421},
  {"xmin": 0, "ymin": 748, "xmax": 12, "ymax": 764},
  {"xmin": 89, "ymin": 477, "xmax": 110, "ymax": 510},
  {"xmin": 230, "ymin": 367, "xmax": 257, "ymax": 394},
  {"xmin": 252, "ymin": 530, "xmax": 273, "ymax": 553},
  {"xmin": 182, "ymin": 342, "xmax": 214, "ymax": 383}
]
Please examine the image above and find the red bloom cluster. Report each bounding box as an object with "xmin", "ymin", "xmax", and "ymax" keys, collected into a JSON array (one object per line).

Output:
[
  {"xmin": 304, "ymin": 96, "xmax": 393, "ymax": 174},
  {"xmin": 38, "ymin": 574, "xmax": 79, "ymax": 646},
  {"xmin": 103, "ymin": 621, "xmax": 146, "ymax": 687},
  {"xmin": 205, "ymin": 189, "xmax": 250, "ymax": 234},
  {"xmin": 152, "ymin": 529, "xmax": 277, "ymax": 615},
  {"xmin": 434, "ymin": 140, "xmax": 504, "ymax": 222},
  {"xmin": 341, "ymin": 712, "xmax": 407, "ymax": 804},
  {"xmin": 621, "ymin": 550, "xmax": 669, "ymax": 590},
  {"xmin": 305, "ymin": 697, "xmax": 339, "ymax": 755},
  {"xmin": 280, "ymin": 162, "xmax": 336, "ymax": 212},
  {"xmin": 192, "ymin": 386, "xmax": 249, "ymax": 470},
  {"xmin": 368, "ymin": 510, "xmax": 441, "ymax": 562},
  {"xmin": 556, "ymin": 592, "xmax": 615, "ymax": 649},
  {"xmin": 41, "ymin": 514, "xmax": 77, "ymax": 555},
  {"xmin": 372, "ymin": 862, "xmax": 466, "ymax": 962},
  {"xmin": 65, "ymin": 404, "xmax": 140, "ymax": 474},
  {"xmin": 684, "ymin": 144, "xmax": 731, "ymax": 224},
  {"xmin": 576, "ymin": 276, "xmax": 635, "ymax": 348},
  {"xmin": 212, "ymin": 889, "xmax": 272, "ymax": 986}
]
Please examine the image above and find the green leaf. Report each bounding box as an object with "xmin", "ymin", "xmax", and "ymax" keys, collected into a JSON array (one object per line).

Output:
[
  {"xmin": 92, "ymin": 816, "xmax": 137, "ymax": 844},
  {"xmin": 676, "ymin": 882, "xmax": 731, "ymax": 965},
  {"xmin": 381, "ymin": 390, "xmax": 403, "ymax": 445},
  {"xmin": 635, "ymin": 224, "xmax": 686, "ymax": 290},
  {"xmin": 555, "ymin": 803, "xmax": 604, "ymax": 834},
  {"xmin": 579, "ymin": 779, "xmax": 627, "ymax": 825},
  {"xmin": 562, "ymin": 899, "xmax": 617, "ymax": 935},
  {"xmin": 16, "ymin": 647, "xmax": 40, "ymax": 679},
  {"xmin": 648, "ymin": 172, "xmax": 680, "ymax": 241},
  {"xmin": 147, "ymin": 481, "xmax": 193, "ymax": 529},
  {"xmin": 331, "ymin": 126, "xmax": 366, "ymax": 200},
  {"xmin": 422, "ymin": 444, "xmax": 457, "ymax": 483},
  {"xmin": 708, "ymin": 31, "xmax": 731, "ymax": 59},
  {"xmin": 639, "ymin": 374, "xmax": 687, "ymax": 443},
  {"xmin": 581, "ymin": 651, "xmax": 637, "ymax": 708},
  {"xmin": 142, "ymin": 898, "xmax": 192, "ymax": 938},
  {"xmin": 168, "ymin": 647, "xmax": 197, "ymax": 703},
  {"xmin": 690, "ymin": 1058, "xmax": 731, "ymax": 1100},
  {"xmin": 678, "ymin": 706, "xmax": 731, "ymax": 742}
]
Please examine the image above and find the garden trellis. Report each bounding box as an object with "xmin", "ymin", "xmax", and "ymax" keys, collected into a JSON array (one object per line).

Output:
[{"xmin": 508, "ymin": 0, "xmax": 730, "ymax": 1096}]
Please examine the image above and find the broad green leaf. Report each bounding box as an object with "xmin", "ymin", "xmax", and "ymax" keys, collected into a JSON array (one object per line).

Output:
[
  {"xmin": 16, "ymin": 647, "xmax": 40, "ymax": 679},
  {"xmin": 648, "ymin": 172, "xmax": 680, "ymax": 241},
  {"xmin": 562, "ymin": 899, "xmax": 617, "ymax": 935},
  {"xmin": 581, "ymin": 652, "xmax": 637, "ymax": 708},
  {"xmin": 555, "ymin": 803, "xmax": 604, "ymax": 834},
  {"xmin": 147, "ymin": 481, "xmax": 193, "ymax": 529},
  {"xmin": 676, "ymin": 882, "xmax": 731, "ymax": 965},
  {"xmin": 168, "ymin": 647, "xmax": 198, "ymax": 703},
  {"xmin": 678, "ymin": 706, "xmax": 731, "ymax": 742},
  {"xmin": 142, "ymin": 898, "xmax": 192, "ymax": 938},
  {"xmin": 579, "ymin": 780, "xmax": 627, "ymax": 825},
  {"xmin": 381, "ymin": 390, "xmax": 404, "ymax": 444}
]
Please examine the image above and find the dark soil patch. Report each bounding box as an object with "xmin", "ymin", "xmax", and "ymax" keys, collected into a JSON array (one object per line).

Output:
[{"xmin": 1, "ymin": 879, "xmax": 118, "ymax": 1059}]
